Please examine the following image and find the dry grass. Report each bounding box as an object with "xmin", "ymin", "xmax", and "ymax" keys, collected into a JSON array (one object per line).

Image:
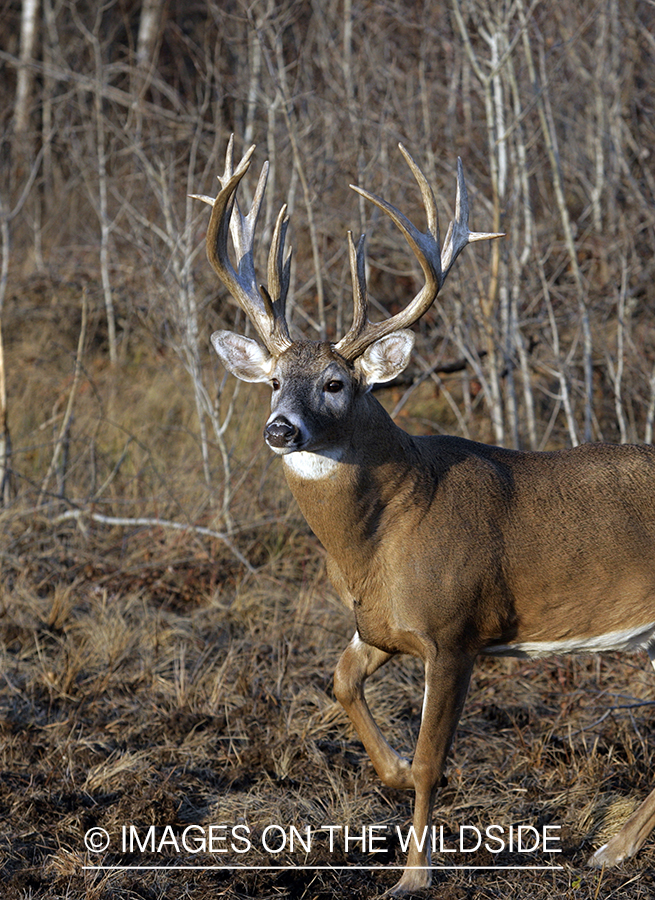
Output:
[
  {"xmin": 3, "ymin": 522, "xmax": 655, "ymax": 899},
  {"xmin": 1, "ymin": 284, "xmax": 655, "ymax": 899}
]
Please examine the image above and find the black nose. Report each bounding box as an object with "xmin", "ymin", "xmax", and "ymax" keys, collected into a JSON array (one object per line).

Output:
[{"xmin": 265, "ymin": 416, "xmax": 299, "ymax": 448}]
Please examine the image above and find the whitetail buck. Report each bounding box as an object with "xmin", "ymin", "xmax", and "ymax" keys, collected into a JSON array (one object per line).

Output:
[{"xmin": 193, "ymin": 138, "xmax": 655, "ymax": 894}]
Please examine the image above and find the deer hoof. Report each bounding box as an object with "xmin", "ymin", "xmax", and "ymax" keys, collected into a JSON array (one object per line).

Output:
[{"xmin": 382, "ymin": 869, "xmax": 432, "ymax": 896}]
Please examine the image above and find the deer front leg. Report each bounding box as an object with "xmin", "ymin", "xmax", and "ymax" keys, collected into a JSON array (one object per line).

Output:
[
  {"xmin": 333, "ymin": 631, "xmax": 413, "ymax": 790},
  {"xmin": 388, "ymin": 643, "xmax": 474, "ymax": 896}
]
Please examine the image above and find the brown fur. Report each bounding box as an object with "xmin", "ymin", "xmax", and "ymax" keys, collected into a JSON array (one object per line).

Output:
[
  {"xmin": 204, "ymin": 142, "xmax": 655, "ymax": 895},
  {"xmin": 264, "ymin": 354, "xmax": 655, "ymax": 894}
]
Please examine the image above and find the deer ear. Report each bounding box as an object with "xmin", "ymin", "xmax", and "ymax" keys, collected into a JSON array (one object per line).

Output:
[
  {"xmin": 355, "ymin": 331, "xmax": 415, "ymax": 387},
  {"xmin": 211, "ymin": 330, "xmax": 275, "ymax": 383}
]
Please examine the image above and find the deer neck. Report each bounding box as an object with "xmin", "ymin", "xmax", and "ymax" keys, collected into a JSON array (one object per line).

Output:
[{"xmin": 281, "ymin": 395, "xmax": 416, "ymax": 574}]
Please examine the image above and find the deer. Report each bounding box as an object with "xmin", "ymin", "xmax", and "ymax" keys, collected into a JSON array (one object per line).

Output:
[{"xmin": 193, "ymin": 137, "xmax": 655, "ymax": 895}]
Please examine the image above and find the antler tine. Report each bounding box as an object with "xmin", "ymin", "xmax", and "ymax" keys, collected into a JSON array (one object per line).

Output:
[
  {"xmin": 191, "ymin": 139, "xmax": 292, "ymax": 354},
  {"xmin": 335, "ymin": 144, "xmax": 503, "ymax": 361},
  {"xmin": 440, "ymin": 157, "xmax": 503, "ymax": 278},
  {"xmin": 347, "ymin": 231, "xmax": 369, "ymax": 339},
  {"xmin": 259, "ymin": 203, "xmax": 293, "ymax": 347},
  {"xmin": 398, "ymin": 143, "xmax": 440, "ymax": 261}
]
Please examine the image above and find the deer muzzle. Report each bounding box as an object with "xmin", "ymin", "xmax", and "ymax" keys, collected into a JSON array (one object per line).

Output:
[{"xmin": 264, "ymin": 415, "xmax": 301, "ymax": 450}]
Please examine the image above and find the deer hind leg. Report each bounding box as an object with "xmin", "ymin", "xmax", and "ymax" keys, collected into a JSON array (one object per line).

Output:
[
  {"xmin": 388, "ymin": 643, "xmax": 474, "ymax": 896},
  {"xmin": 587, "ymin": 644, "xmax": 655, "ymax": 868},
  {"xmin": 587, "ymin": 788, "xmax": 655, "ymax": 868},
  {"xmin": 333, "ymin": 631, "xmax": 413, "ymax": 790}
]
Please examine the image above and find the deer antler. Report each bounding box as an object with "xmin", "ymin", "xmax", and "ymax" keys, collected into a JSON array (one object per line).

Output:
[
  {"xmin": 191, "ymin": 136, "xmax": 293, "ymax": 354},
  {"xmin": 335, "ymin": 144, "xmax": 503, "ymax": 361}
]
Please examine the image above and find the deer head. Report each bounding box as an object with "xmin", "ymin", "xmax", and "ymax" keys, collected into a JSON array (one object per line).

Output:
[{"xmin": 192, "ymin": 137, "xmax": 501, "ymax": 460}]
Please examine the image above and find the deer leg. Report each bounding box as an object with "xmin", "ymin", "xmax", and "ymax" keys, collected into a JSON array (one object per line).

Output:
[
  {"xmin": 333, "ymin": 631, "xmax": 413, "ymax": 790},
  {"xmin": 587, "ymin": 787, "xmax": 655, "ymax": 867},
  {"xmin": 388, "ymin": 643, "xmax": 474, "ymax": 896},
  {"xmin": 588, "ymin": 643, "xmax": 655, "ymax": 866}
]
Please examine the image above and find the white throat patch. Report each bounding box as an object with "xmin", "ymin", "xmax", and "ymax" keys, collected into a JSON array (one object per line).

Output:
[{"xmin": 283, "ymin": 449, "xmax": 343, "ymax": 480}]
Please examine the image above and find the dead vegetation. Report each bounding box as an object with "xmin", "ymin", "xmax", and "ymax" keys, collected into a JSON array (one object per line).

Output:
[
  {"xmin": 3, "ymin": 524, "xmax": 655, "ymax": 898},
  {"xmin": 1, "ymin": 0, "xmax": 655, "ymax": 896}
]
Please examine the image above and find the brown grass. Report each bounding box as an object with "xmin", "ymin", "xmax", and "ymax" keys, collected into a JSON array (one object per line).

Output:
[
  {"xmin": 2, "ymin": 285, "xmax": 655, "ymax": 899},
  {"xmin": 3, "ymin": 521, "xmax": 655, "ymax": 899}
]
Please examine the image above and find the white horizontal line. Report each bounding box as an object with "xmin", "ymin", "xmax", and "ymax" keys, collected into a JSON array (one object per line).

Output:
[{"xmin": 83, "ymin": 864, "xmax": 564, "ymax": 871}]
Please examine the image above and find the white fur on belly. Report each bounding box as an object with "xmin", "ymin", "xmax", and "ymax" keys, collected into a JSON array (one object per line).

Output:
[{"xmin": 485, "ymin": 621, "xmax": 655, "ymax": 659}]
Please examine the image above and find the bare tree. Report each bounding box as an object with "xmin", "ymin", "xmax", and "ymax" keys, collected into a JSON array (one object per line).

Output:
[
  {"xmin": 132, "ymin": 0, "xmax": 167, "ymax": 135},
  {"xmin": 14, "ymin": 0, "xmax": 40, "ymax": 139}
]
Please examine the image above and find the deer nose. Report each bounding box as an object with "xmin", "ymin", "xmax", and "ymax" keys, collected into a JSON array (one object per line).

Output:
[{"xmin": 265, "ymin": 416, "xmax": 300, "ymax": 448}]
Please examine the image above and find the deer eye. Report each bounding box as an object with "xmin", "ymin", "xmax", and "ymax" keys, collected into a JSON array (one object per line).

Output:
[
  {"xmin": 271, "ymin": 378, "xmax": 280, "ymax": 391},
  {"xmin": 324, "ymin": 379, "xmax": 344, "ymax": 393}
]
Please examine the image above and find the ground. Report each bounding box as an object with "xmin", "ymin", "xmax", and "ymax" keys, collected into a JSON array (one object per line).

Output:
[{"xmin": 2, "ymin": 512, "xmax": 655, "ymax": 898}]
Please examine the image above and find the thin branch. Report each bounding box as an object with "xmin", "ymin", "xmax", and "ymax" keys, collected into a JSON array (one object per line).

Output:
[
  {"xmin": 52, "ymin": 509, "xmax": 255, "ymax": 573},
  {"xmin": 38, "ymin": 289, "xmax": 88, "ymax": 505}
]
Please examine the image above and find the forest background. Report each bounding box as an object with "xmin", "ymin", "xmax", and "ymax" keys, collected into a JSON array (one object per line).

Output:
[{"xmin": 1, "ymin": 1, "xmax": 655, "ymax": 898}]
